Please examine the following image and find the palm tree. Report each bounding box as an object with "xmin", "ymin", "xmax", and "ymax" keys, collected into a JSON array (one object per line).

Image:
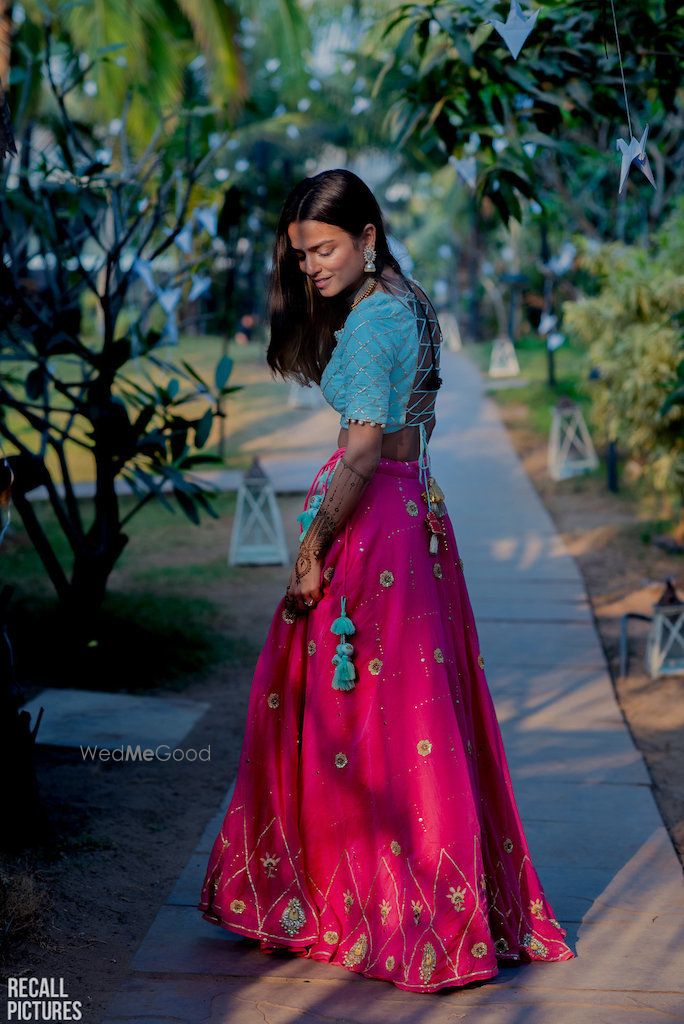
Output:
[{"xmin": 4, "ymin": 0, "xmax": 308, "ymax": 140}]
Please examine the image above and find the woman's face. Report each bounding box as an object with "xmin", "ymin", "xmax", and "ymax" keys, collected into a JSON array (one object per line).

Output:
[{"xmin": 286, "ymin": 219, "xmax": 376, "ymax": 298}]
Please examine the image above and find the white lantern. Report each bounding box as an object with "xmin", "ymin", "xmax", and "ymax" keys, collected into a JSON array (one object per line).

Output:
[
  {"xmin": 547, "ymin": 397, "xmax": 598, "ymax": 480},
  {"xmin": 228, "ymin": 457, "xmax": 289, "ymax": 566},
  {"xmin": 644, "ymin": 579, "xmax": 684, "ymax": 679},
  {"xmin": 488, "ymin": 336, "xmax": 520, "ymax": 377}
]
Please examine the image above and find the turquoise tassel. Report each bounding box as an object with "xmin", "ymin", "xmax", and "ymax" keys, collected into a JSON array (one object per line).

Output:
[
  {"xmin": 330, "ymin": 595, "xmax": 356, "ymax": 636},
  {"xmin": 330, "ymin": 596, "xmax": 357, "ymax": 690},
  {"xmin": 297, "ymin": 493, "xmax": 323, "ymax": 541}
]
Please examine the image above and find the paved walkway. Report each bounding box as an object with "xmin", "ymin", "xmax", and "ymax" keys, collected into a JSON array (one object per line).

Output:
[{"xmin": 101, "ymin": 349, "xmax": 684, "ymax": 1023}]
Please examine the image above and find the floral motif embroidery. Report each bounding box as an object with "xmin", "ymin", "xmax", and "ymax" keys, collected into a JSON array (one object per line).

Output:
[
  {"xmin": 479, "ymin": 873, "xmax": 487, "ymax": 894},
  {"xmin": 280, "ymin": 897, "xmax": 306, "ymax": 936},
  {"xmin": 503, "ymin": 837, "xmax": 514, "ymax": 853},
  {"xmin": 405, "ymin": 499, "xmax": 419, "ymax": 517},
  {"xmin": 267, "ymin": 692, "xmax": 280, "ymax": 709},
  {"xmin": 433, "ymin": 562, "xmax": 443, "ymax": 579},
  {"xmin": 433, "ymin": 647, "xmax": 444, "ymax": 663},
  {"xmin": 417, "ymin": 739, "xmax": 433, "ymax": 756},
  {"xmin": 471, "ymin": 941, "xmax": 488, "ymax": 958},
  {"xmin": 522, "ymin": 933, "xmax": 549, "ymax": 957},
  {"xmin": 335, "ymin": 752, "xmax": 348, "ymax": 768},
  {"xmin": 343, "ymin": 932, "xmax": 368, "ymax": 966},
  {"xmin": 307, "ymin": 640, "xmax": 316, "ymax": 655},
  {"xmin": 260, "ymin": 852, "xmax": 280, "ymax": 878},
  {"xmin": 379, "ymin": 569, "xmax": 395, "ymax": 588},
  {"xmin": 495, "ymin": 937, "xmax": 509, "ymax": 954},
  {"xmin": 323, "ymin": 566, "xmax": 334, "ymax": 582},
  {"xmin": 390, "ymin": 840, "xmax": 401, "ymax": 855},
  {"xmin": 549, "ymin": 917, "xmax": 562, "ymax": 930},
  {"xmin": 229, "ymin": 899, "xmax": 246, "ymax": 914},
  {"xmin": 530, "ymin": 897, "xmax": 545, "ymax": 919},
  {"xmin": 385, "ymin": 955, "xmax": 396, "ymax": 971},
  {"xmin": 323, "ymin": 930, "xmax": 339, "ymax": 944},
  {"xmin": 411, "ymin": 899, "xmax": 423, "ymax": 925},
  {"xmin": 282, "ymin": 607, "xmax": 296, "ymax": 624},
  {"xmin": 380, "ymin": 899, "xmax": 391, "ymax": 925},
  {"xmin": 420, "ymin": 941, "xmax": 437, "ymax": 983},
  {"xmin": 447, "ymin": 885, "xmax": 466, "ymax": 911},
  {"xmin": 368, "ymin": 658, "xmax": 383, "ymax": 675},
  {"xmin": 343, "ymin": 888, "xmax": 354, "ymax": 913},
  {"xmin": 477, "ymin": 653, "xmax": 485, "ymax": 668}
]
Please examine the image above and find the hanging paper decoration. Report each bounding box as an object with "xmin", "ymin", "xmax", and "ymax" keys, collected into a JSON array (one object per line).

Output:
[
  {"xmin": 188, "ymin": 275, "xmax": 212, "ymax": 302},
  {"xmin": 607, "ymin": 0, "xmax": 657, "ymax": 195},
  {"xmin": 194, "ymin": 205, "xmax": 218, "ymax": 237},
  {"xmin": 616, "ymin": 125, "xmax": 656, "ymax": 194},
  {"xmin": 158, "ymin": 287, "xmax": 181, "ymax": 315},
  {"xmin": 133, "ymin": 257, "xmax": 157, "ymax": 294},
  {"xmin": 489, "ymin": 0, "xmax": 540, "ymax": 60},
  {"xmin": 449, "ymin": 154, "xmax": 477, "ymax": 190},
  {"xmin": 172, "ymin": 223, "xmax": 193, "ymax": 254}
]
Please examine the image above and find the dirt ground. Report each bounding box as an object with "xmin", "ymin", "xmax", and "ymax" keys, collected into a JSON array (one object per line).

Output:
[
  {"xmin": 2, "ymin": 407, "xmax": 683, "ymax": 1022},
  {"xmin": 492, "ymin": 398, "xmax": 684, "ymax": 869}
]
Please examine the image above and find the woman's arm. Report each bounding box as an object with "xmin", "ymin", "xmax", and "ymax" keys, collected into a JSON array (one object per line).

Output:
[{"xmin": 287, "ymin": 422, "xmax": 383, "ymax": 611}]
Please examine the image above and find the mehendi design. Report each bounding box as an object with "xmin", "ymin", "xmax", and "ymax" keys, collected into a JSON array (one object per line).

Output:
[{"xmin": 298, "ymin": 455, "xmax": 374, "ymax": 564}]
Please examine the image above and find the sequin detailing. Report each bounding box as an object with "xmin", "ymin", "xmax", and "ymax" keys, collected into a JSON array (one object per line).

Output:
[
  {"xmin": 503, "ymin": 837, "xmax": 514, "ymax": 853},
  {"xmin": 380, "ymin": 899, "xmax": 391, "ymax": 925},
  {"xmin": 471, "ymin": 941, "xmax": 488, "ymax": 958},
  {"xmin": 267, "ymin": 692, "xmax": 280, "ymax": 709},
  {"xmin": 307, "ymin": 640, "xmax": 316, "ymax": 655},
  {"xmin": 530, "ymin": 898, "xmax": 545, "ymax": 919},
  {"xmin": 433, "ymin": 647, "xmax": 444, "ymax": 663},
  {"xmin": 405, "ymin": 499, "xmax": 419, "ymax": 516},
  {"xmin": 379, "ymin": 570, "xmax": 395, "ymax": 587},
  {"xmin": 282, "ymin": 607, "xmax": 296, "ymax": 624},
  {"xmin": 411, "ymin": 899, "xmax": 423, "ymax": 924},
  {"xmin": 343, "ymin": 888, "xmax": 354, "ymax": 912},
  {"xmin": 495, "ymin": 937, "xmax": 509, "ymax": 954},
  {"xmin": 477, "ymin": 653, "xmax": 485, "ymax": 668},
  {"xmin": 323, "ymin": 566, "xmax": 334, "ymax": 582},
  {"xmin": 368, "ymin": 658, "xmax": 383, "ymax": 675},
  {"xmin": 230, "ymin": 899, "xmax": 246, "ymax": 914},
  {"xmin": 420, "ymin": 941, "xmax": 437, "ymax": 982},
  {"xmin": 447, "ymin": 885, "xmax": 466, "ymax": 910},
  {"xmin": 523, "ymin": 933, "xmax": 549, "ymax": 957},
  {"xmin": 417, "ymin": 739, "xmax": 433, "ymax": 756},
  {"xmin": 385, "ymin": 955, "xmax": 396, "ymax": 971},
  {"xmin": 433, "ymin": 563, "xmax": 443, "ymax": 579},
  {"xmin": 261, "ymin": 852, "xmax": 281, "ymax": 877},
  {"xmin": 390, "ymin": 840, "xmax": 401, "ymax": 855},
  {"xmin": 343, "ymin": 932, "xmax": 368, "ymax": 966},
  {"xmin": 324, "ymin": 930, "xmax": 339, "ymax": 943},
  {"xmin": 280, "ymin": 897, "xmax": 306, "ymax": 936},
  {"xmin": 335, "ymin": 752, "xmax": 348, "ymax": 768}
]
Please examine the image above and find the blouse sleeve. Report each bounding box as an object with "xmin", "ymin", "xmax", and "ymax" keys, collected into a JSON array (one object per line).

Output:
[{"xmin": 340, "ymin": 308, "xmax": 395, "ymax": 427}]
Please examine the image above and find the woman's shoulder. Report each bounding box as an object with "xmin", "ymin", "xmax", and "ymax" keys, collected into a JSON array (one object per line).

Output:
[{"xmin": 335, "ymin": 288, "xmax": 415, "ymax": 340}]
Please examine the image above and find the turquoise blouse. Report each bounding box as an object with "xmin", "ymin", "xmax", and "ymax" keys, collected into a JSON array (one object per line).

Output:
[{"xmin": 319, "ymin": 290, "xmax": 421, "ymax": 433}]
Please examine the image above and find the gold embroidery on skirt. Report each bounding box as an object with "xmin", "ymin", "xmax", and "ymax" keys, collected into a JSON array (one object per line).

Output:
[
  {"xmin": 280, "ymin": 897, "xmax": 306, "ymax": 936},
  {"xmin": 342, "ymin": 932, "xmax": 368, "ymax": 966},
  {"xmin": 471, "ymin": 941, "xmax": 488, "ymax": 958},
  {"xmin": 420, "ymin": 941, "xmax": 437, "ymax": 983}
]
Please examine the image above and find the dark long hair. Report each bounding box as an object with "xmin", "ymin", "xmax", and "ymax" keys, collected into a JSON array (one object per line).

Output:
[{"xmin": 266, "ymin": 169, "xmax": 404, "ymax": 386}]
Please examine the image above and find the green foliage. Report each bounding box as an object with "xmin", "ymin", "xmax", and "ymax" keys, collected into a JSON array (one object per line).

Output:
[
  {"xmin": 563, "ymin": 200, "xmax": 684, "ymax": 504},
  {"xmin": 369, "ymin": 0, "xmax": 684, "ymax": 233}
]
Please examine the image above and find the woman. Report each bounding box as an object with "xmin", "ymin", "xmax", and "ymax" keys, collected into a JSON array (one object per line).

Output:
[{"xmin": 198, "ymin": 169, "xmax": 576, "ymax": 993}]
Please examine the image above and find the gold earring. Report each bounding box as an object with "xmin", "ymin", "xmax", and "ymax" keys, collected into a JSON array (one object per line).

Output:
[{"xmin": 363, "ymin": 244, "xmax": 376, "ymax": 273}]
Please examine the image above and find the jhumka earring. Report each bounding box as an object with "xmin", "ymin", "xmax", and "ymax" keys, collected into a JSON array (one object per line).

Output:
[{"xmin": 363, "ymin": 244, "xmax": 376, "ymax": 272}]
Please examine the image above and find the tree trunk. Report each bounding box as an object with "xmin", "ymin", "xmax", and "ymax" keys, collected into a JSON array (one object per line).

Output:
[{"xmin": 0, "ymin": 1, "xmax": 12, "ymax": 87}]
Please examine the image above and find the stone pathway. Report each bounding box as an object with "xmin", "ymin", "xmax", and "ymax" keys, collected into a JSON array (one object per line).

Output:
[{"xmin": 100, "ymin": 349, "xmax": 684, "ymax": 1023}]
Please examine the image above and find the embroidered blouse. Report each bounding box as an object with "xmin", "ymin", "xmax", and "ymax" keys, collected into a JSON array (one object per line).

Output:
[{"xmin": 319, "ymin": 276, "xmax": 442, "ymax": 434}]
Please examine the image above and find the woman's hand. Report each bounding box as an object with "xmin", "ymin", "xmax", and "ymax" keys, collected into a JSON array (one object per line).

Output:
[{"xmin": 285, "ymin": 544, "xmax": 324, "ymax": 613}]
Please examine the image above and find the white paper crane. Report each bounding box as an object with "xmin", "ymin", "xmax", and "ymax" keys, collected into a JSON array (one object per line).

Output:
[
  {"xmin": 490, "ymin": 0, "xmax": 540, "ymax": 60},
  {"xmin": 616, "ymin": 123, "xmax": 656, "ymax": 194}
]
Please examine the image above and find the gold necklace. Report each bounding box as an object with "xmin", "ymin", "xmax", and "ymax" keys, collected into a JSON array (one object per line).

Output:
[{"xmin": 350, "ymin": 276, "xmax": 378, "ymax": 309}]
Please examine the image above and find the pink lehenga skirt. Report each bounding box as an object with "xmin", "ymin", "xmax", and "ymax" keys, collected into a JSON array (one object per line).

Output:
[{"xmin": 198, "ymin": 447, "xmax": 576, "ymax": 993}]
